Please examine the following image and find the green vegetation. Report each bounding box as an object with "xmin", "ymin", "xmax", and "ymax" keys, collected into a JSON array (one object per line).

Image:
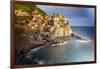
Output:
[
  {"xmin": 15, "ymin": 2, "xmax": 47, "ymax": 15},
  {"xmin": 15, "ymin": 2, "xmax": 47, "ymax": 35},
  {"xmin": 14, "ymin": 2, "xmax": 72, "ymax": 53},
  {"xmin": 36, "ymin": 8, "xmax": 47, "ymax": 16},
  {"xmin": 15, "ymin": 3, "xmax": 36, "ymax": 12}
]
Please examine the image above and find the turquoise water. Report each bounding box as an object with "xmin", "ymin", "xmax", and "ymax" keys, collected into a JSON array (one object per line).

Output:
[
  {"xmin": 31, "ymin": 26, "xmax": 95, "ymax": 64},
  {"xmin": 16, "ymin": 26, "xmax": 95, "ymax": 65}
]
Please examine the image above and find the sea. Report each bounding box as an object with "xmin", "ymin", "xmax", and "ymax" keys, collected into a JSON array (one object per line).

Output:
[{"xmin": 17, "ymin": 26, "xmax": 95, "ymax": 65}]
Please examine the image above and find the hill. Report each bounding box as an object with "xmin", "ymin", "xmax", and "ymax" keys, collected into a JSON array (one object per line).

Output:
[{"xmin": 14, "ymin": 2, "xmax": 73, "ymax": 52}]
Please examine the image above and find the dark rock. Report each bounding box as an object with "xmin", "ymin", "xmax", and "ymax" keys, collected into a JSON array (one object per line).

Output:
[{"xmin": 48, "ymin": 20, "xmax": 54, "ymax": 26}]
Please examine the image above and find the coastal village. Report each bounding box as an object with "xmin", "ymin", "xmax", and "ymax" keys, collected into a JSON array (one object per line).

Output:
[
  {"xmin": 14, "ymin": 3, "xmax": 88, "ymax": 65},
  {"xmin": 15, "ymin": 3, "xmax": 73, "ymax": 54}
]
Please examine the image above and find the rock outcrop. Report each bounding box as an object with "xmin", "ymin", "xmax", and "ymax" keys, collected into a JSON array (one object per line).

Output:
[{"xmin": 49, "ymin": 14, "xmax": 72, "ymax": 39}]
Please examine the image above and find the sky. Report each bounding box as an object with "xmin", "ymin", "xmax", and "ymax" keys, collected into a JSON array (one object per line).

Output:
[{"xmin": 37, "ymin": 5, "xmax": 95, "ymax": 26}]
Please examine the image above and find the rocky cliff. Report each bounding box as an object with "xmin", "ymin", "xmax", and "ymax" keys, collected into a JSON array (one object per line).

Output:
[
  {"xmin": 14, "ymin": 2, "xmax": 73, "ymax": 52},
  {"xmin": 49, "ymin": 14, "xmax": 72, "ymax": 39}
]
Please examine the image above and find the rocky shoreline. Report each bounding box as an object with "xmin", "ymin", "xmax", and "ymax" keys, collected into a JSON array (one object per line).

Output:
[{"xmin": 14, "ymin": 3, "xmax": 88, "ymax": 65}]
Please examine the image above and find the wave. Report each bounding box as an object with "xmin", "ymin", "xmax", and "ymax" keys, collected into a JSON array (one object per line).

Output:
[
  {"xmin": 71, "ymin": 32, "xmax": 91, "ymax": 43},
  {"xmin": 76, "ymin": 39, "xmax": 91, "ymax": 43},
  {"xmin": 51, "ymin": 41, "xmax": 68, "ymax": 46}
]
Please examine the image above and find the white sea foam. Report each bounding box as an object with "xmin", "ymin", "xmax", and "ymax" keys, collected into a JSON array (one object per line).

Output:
[
  {"xmin": 52, "ymin": 41, "xmax": 68, "ymax": 46},
  {"xmin": 27, "ymin": 46, "xmax": 44, "ymax": 55},
  {"xmin": 76, "ymin": 39, "xmax": 91, "ymax": 43},
  {"xmin": 34, "ymin": 59, "xmax": 45, "ymax": 64}
]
